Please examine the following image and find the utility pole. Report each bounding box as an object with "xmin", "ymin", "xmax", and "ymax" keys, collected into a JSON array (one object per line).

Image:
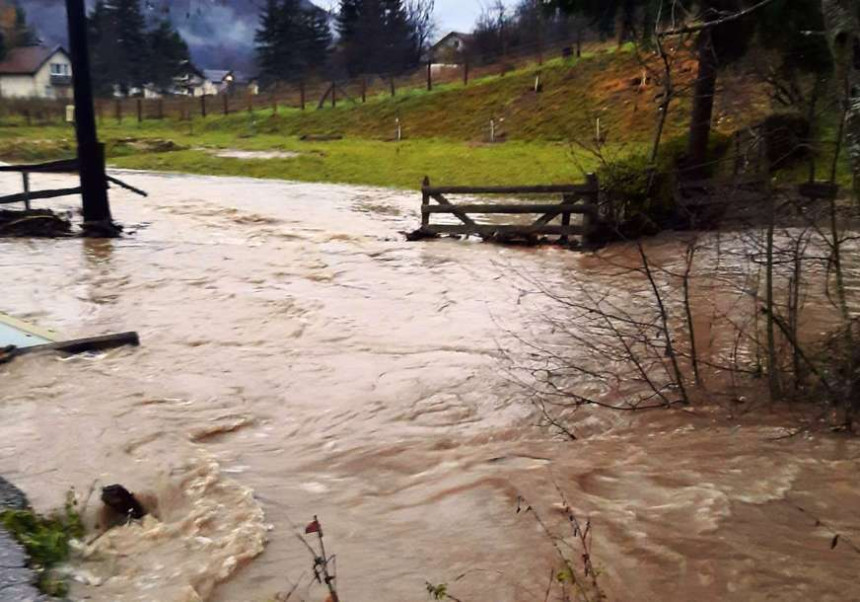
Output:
[{"xmin": 66, "ymin": 0, "xmax": 112, "ymax": 225}]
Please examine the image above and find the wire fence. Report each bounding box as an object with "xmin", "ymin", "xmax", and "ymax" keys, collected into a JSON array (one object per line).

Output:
[{"xmin": 0, "ymin": 37, "xmax": 614, "ymax": 127}]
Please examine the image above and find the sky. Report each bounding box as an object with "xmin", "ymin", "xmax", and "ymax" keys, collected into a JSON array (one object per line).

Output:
[{"xmin": 432, "ymin": 0, "xmax": 516, "ymax": 34}]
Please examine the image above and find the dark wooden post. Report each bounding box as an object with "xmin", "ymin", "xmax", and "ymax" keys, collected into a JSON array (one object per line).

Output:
[
  {"xmin": 157, "ymin": 98, "xmax": 164, "ymax": 119},
  {"xmin": 223, "ymin": 93, "xmax": 228, "ymax": 115},
  {"xmin": 136, "ymin": 98, "xmax": 142, "ymax": 123},
  {"xmin": 361, "ymin": 78, "xmax": 367, "ymax": 103},
  {"xmin": 389, "ymin": 76, "xmax": 395, "ymax": 97},
  {"xmin": 582, "ymin": 173, "xmax": 599, "ymax": 247},
  {"xmin": 426, "ymin": 61, "xmax": 432, "ymax": 91},
  {"xmin": 21, "ymin": 171, "xmax": 30, "ymax": 211},
  {"xmin": 463, "ymin": 59, "xmax": 469, "ymax": 86},
  {"xmin": 331, "ymin": 82, "xmax": 336, "ymax": 108},
  {"xmin": 300, "ymin": 81, "xmax": 306, "ymax": 110},
  {"xmin": 66, "ymin": 0, "xmax": 111, "ymax": 224},
  {"xmin": 115, "ymin": 99, "xmax": 122, "ymax": 123},
  {"xmin": 272, "ymin": 91, "xmax": 277, "ymax": 114},
  {"xmin": 421, "ymin": 176, "xmax": 430, "ymax": 228},
  {"xmin": 201, "ymin": 94, "xmax": 207, "ymax": 117},
  {"xmin": 560, "ymin": 193, "xmax": 572, "ymax": 244}
]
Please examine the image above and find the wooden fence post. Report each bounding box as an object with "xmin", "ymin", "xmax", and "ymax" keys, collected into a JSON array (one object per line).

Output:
[
  {"xmin": 582, "ymin": 173, "xmax": 599, "ymax": 247},
  {"xmin": 463, "ymin": 59, "xmax": 469, "ymax": 86},
  {"xmin": 223, "ymin": 93, "xmax": 228, "ymax": 115},
  {"xmin": 331, "ymin": 82, "xmax": 337, "ymax": 108},
  {"xmin": 560, "ymin": 192, "xmax": 572, "ymax": 244},
  {"xmin": 361, "ymin": 78, "xmax": 367, "ymax": 103},
  {"xmin": 421, "ymin": 176, "xmax": 430, "ymax": 228},
  {"xmin": 389, "ymin": 76, "xmax": 396, "ymax": 97},
  {"xmin": 21, "ymin": 171, "xmax": 30, "ymax": 211},
  {"xmin": 300, "ymin": 81, "xmax": 306, "ymax": 110},
  {"xmin": 426, "ymin": 61, "xmax": 432, "ymax": 91},
  {"xmin": 201, "ymin": 94, "xmax": 207, "ymax": 117},
  {"xmin": 157, "ymin": 98, "xmax": 164, "ymax": 119},
  {"xmin": 136, "ymin": 98, "xmax": 142, "ymax": 123}
]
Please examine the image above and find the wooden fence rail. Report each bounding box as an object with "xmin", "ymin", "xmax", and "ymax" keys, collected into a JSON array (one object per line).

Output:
[
  {"xmin": 418, "ymin": 174, "xmax": 599, "ymax": 247},
  {"xmin": 0, "ymin": 158, "xmax": 146, "ymax": 209}
]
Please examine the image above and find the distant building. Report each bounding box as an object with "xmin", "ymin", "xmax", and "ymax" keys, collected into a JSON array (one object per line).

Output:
[
  {"xmin": 201, "ymin": 69, "xmax": 235, "ymax": 96},
  {"xmin": 428, "ymin": 32, "xmax": 473, "ymax": 64},
  {"xmin": 0, "ymin": 46, "xmax": 72, "ymax": 99},
  {"xmin": 232, "ymin": 71, "xmax": 259, "ymax": 96}
]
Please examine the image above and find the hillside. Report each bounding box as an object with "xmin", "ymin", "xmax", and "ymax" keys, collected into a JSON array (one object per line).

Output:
[
  {"xmin": 198, "ymin": 47, "xmax": 770, "ymax": 145},
  {"xmin": 0, "ymin": 47, "xmax": 817, "ymax": 190}
]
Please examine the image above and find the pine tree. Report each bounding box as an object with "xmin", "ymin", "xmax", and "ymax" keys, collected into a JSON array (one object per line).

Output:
[
  {"xmin": 110, "ymin": 0, "xmax": 148, "ymax": 92},
  {"xmin": 256, "ymin": 0, "xmax": 284, "ymax": 84},
  {"xmin": 148, "ymin": 20, "xmax": 190, "ymax": 92},
  {"xmin": 89, "ymin": 0, "xmax": 191, "ymax": 96},
  {"xmin": 87, "ymin": 0, "xmax": 119, "ymax": 96},
  {"xmin": 12, "ymin": 4, "xmax": 36, "ymax": 47},
  {"xmin": 337, "ymin": 0, "xmax": 419, "ymax": 75},
  {"xmin": 257, "ymin": 0, "xmax": 331, "ymax": 86},
  {"xmin": 299, "ymin": 8, "xmax": 333, "ymax": 75}
]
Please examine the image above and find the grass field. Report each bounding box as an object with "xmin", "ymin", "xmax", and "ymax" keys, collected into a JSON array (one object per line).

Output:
[{"xmin": 0, "ymin": 122, "xmax": 644, "ymax": 190}]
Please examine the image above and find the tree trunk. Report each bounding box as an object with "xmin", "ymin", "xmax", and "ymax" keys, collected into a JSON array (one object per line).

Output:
[
  {"xmin": 821, "ymin": 0, "xmax": 860, "ymax": 427},
  {"xmin": 686, "ymin": 28, "xmax": 718, "ymax": 179},
  {"xmin": 821, "ymin": 0, "xmax": 860, "ymax": 192}
]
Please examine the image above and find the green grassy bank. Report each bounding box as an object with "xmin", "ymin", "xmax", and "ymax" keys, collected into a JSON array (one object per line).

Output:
[{"xmin": 0, "ymin": 46, "xmax": 849, "ymax": 190}]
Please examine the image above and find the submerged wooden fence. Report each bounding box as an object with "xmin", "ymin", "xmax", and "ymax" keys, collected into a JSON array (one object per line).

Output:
[
  {"xmin": 0, "ymin": 157, "xmax": 146, "ymax": 210},
  {"xmin": 419, "ymin": 174, "xmax": 599, "ymax": 246}
]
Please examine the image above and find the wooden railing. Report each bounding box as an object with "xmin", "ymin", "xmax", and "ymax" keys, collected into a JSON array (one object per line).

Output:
[
  {"xmin": 0, "ymin": 158, "xmax": 146, "ymax": 209},
  {"xmin": 418, "ymin": 174, "xmax": 599, "ymax": 246}
]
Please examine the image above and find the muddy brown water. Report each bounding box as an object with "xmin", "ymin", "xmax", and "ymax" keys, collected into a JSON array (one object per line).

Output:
[{"xmin": 0, "ymin": 170, "xmax": 858, "ymax": 602}]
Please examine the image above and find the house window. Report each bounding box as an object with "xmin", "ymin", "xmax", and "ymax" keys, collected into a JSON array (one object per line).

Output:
[{"xmin": 50, "ymin": 63, "xmax": 70, "ymax": 76}]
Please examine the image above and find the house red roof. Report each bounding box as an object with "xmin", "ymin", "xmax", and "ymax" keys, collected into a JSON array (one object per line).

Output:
[{"xmin": 0, "ymin": 46, "xmax": 68, "ymax": 75}]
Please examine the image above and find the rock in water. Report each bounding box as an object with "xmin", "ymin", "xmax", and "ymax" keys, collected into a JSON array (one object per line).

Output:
[
  {"xmin": 101, "ymin": 484, "xmax": 147, "ymax": 521},
  {"xmin": 0, "ymin": 476, "xmax": 28, "ymax": 511}
]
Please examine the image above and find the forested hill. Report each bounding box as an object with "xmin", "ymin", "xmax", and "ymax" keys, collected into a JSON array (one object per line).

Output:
[{"xmin": 18, "ymin": 0, "xmax": 327, "ymax": 70}]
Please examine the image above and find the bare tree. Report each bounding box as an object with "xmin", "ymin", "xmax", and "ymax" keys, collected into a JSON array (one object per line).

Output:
[
  {"xmin": 407, "ymin": 0, "xmax": 436, "ymax": 64},
  {"xmin": 821, "ymin": 0, "xmax": 860, "ymax": 194}
]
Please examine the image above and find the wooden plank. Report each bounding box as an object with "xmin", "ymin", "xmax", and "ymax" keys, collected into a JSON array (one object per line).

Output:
[
  {"xmin": 106, "ymin": 175, "xmax": 148, "ymax": 197},
  {"xmin": 423, "ymin": 184, "xmax": 597, "ymax": 195},
  {"xmin": 13, "ymin": 332, "xmax": 140, "ymax": 357},
  {"xmin": 0, "ymin": 159, "xmax": 79, "ymax": 173},
  {"xmin": 430, "ymin": 192, "xmax": 478, "ymax": 227},
  {"xmin": 0, "ymin": 187, "xmax": 82, "ymax": 205},
  {"xmin": 422, "ymin": 203, "xmax": 595, "ymax": 214},
  {"xmin": 425, "ymin": 224, "xmax": 586, "ymax": 236}
]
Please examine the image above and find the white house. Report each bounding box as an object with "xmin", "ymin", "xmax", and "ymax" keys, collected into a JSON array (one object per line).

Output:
[
  {"xmin": 200, "ymin": 69, "xmax": 234, "ymax": 96},
  {"xmin": 428, "ymin": 32, "xmax": 473, "ymax": 65},
  {"xmin": 0, "ymin": 46, "xmax": 73, "ymax": 99}
]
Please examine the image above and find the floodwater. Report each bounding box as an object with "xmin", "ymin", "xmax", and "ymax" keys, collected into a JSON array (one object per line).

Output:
[{"xmin": 0, "ymin": 170, "xmax": 858, "ymax": 602}]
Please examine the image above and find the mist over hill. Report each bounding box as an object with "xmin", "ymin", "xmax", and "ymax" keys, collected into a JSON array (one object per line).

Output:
[{"xmin": 22, "ymin": 0, "xmax": 329, "ymax": 71}]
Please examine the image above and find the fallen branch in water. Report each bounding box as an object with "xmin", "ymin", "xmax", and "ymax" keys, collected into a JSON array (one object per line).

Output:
[{"xmin": 292, "ymin": 515, "xmax": 339, "ymax": 602}]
